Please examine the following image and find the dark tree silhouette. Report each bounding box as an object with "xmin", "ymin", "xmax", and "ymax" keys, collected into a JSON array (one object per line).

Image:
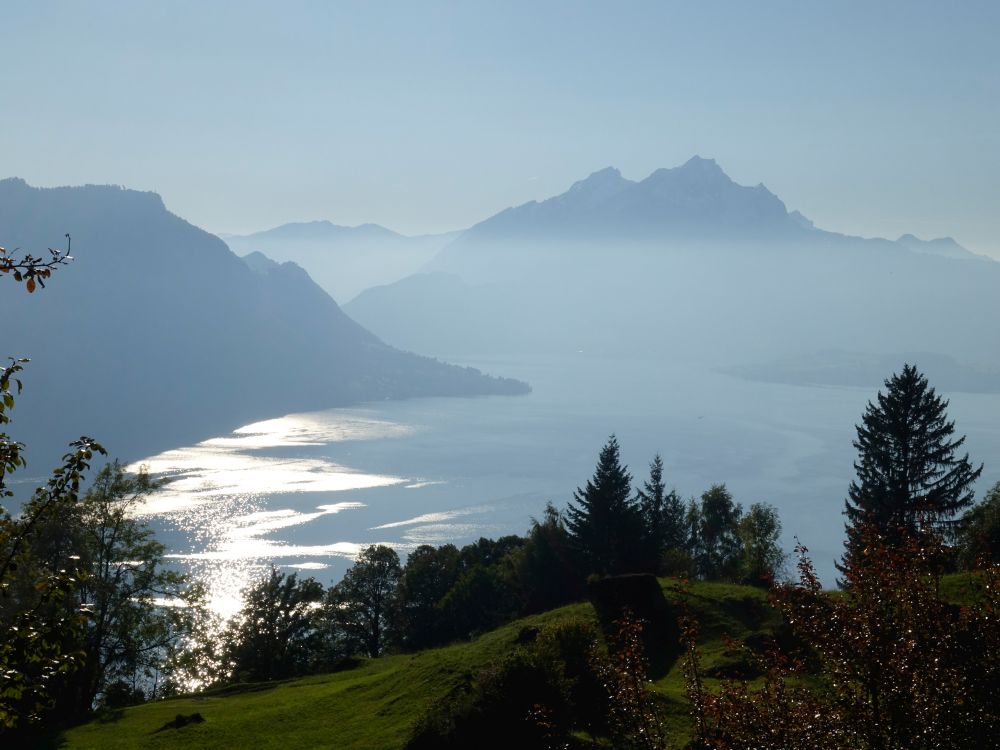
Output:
[
  {"xmin": 224, "ymin": 568, "xmax": 324, "ymax": 681},
  {"xmin": 843, "ymin": 364, "xmax": 982, "ymax": 570},
  {"xmin": 691, "ymin": 484, "xmax": 743, "ymax": 581},
  {"xmin": 394, "ymin": 544, "xmax": 460, "ymax": 650},
  {"xmin": 512, "ymin": 503, "xmax": 585, "ymax": 613},
  {"xmin": 635, "ymin": 454, "xmax": 686, "ymax": 571},
  {"xmin": 327, "ymin": 545, "xmax": 401, "ymax": 658},
  {"xmin": 565, "ymin": 435, "xmax": 641, "ymax": 575},
  {"xmin": 956, "ymin": 481, "xmax": 1000, "ymax": 567},
  {"xmin": 737, "ymin": 501, "xmax": 785, "ymax": 585},
  {"xmin": 0, "ymin": 235, "xmax": 107, "ymax": 732}
]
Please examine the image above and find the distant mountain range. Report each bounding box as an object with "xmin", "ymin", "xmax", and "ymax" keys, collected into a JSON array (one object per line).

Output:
[
  {"xmin": 0, "ymin": 178, "xmax": 527, "ymax": 466},
  {"xmin": 344, "ymin": 157, "xmax": 999, "ymax": 380},
  {"xmin": 724, "ymin": 350, "xmax": 1000, "ymax": 393},
  {"xmin": 224, "ymin": 220, "xmax": 459, "ymax": 302},
  {"xmin": 423, "ymin": 156, "xmax": 986, "ymax": 279}
]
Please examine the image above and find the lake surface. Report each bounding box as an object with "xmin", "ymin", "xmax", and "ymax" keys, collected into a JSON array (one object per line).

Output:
[{"xmin": 131, "ymin": 354, "xmax": 1000, "ymax": 617}]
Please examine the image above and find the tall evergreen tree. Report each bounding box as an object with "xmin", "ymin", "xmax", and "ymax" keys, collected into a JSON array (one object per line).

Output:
[
  {"xmin": 843, "ymin": 364, "xmax": 982, "ymax": 569},
  {"xmin": 565, "ymin": 435, "xmax": 641, "ymax": 575},
  {"xmin": 635, "ymin": 455, "xmax": 686, "ymax": 571}
]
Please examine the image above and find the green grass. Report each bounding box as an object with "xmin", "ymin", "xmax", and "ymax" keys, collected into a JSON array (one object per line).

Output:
[
  {"xmin": 56, "ymin": 580, "xmax": 809, "ymax": 749},
  {"xmin": 940, "ymin": 569, "xmax": 991, "ymax": 604},
  {"xmin": 652, "ymin": 580, "xmax": 782, "ymax": 741},
  {"xmin": 58, "ymin": 604, "xmax": 595, "ymax": 750}
]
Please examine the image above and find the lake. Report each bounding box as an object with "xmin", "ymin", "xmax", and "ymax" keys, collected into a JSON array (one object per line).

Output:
[{"xmin": 131, "ymin": 354, "xmax": 1000, "ymax": 617}]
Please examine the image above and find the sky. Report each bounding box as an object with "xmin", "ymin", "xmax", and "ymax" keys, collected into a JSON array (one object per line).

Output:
[{"xmin": 3, "ymin": 1, "xmax": 998, "ymax": 255}]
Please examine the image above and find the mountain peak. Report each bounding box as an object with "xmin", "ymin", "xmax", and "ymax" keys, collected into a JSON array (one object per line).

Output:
[
  {"xmin": 680, "ymin": 155, "xmax": 723, "ymax": 172},
  {"xmin": 895, "ymin": 234, "xmax": 985, "ymax": 262},
  {"xmin": 574, "ymin": 166, "xmax": 622, "ymax": 183},
  {"xmin": 551, "ymin": 166, "xmax": 633, "ymax": 210},
  {"xmin": 241, "ymin": 220, "xmax": 401, "ymax": 243},
  {"xmin": 641, "ymin": 156, "xmax": 733, "ymax": 190},
  {"xmin": 566, "ymin": 166, "xmax": 630, "ymax": 195}
]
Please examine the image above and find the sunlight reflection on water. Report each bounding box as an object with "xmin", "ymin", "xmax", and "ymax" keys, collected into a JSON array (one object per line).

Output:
[{"xmin": 128, "ymin": 410, "xmax": 418, "ymax": 619}]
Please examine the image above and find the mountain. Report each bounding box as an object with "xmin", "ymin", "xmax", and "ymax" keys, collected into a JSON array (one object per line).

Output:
[
  {"xmin": 0, "ymin": 178, "xmax": 527, "ymax": 466},
  {"xmin": 725, "ymin": 350, "xmax": 1000, "ymax": 393},
  {"xmin": 346, "ymin": 158, "xmax": 999, "ymax": 368},
  {"xmin": 894, "ymin": 233, "xmax": 987, "ymax": 261},
  {"xmin": 425, "ymin": 156, "xmax": 807, "ymax": 279},
  {"xmin": 224, "ymin": 220, "xmax": 460, "ymax": 302}
]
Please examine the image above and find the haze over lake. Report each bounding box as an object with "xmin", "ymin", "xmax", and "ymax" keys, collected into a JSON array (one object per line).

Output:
[{"xmin": 133, "ymin": 353, "xmax": 1000, "ymax": 616}]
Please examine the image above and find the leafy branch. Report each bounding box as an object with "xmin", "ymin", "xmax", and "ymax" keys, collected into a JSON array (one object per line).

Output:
[{"xmin": 0, "ymin": 234, "xmax": 73, "ymax": 293}]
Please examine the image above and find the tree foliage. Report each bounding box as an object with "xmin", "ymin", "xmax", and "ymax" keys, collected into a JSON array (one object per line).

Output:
[
  {"xmin": 690, "ymin": 484, "xmax": 743, "ymax": 581},
  {"xmin": 71, "ymin": 462, "xmax": 194, "ymax": 710},
  {"xmin": 566, "ymin": 435, "xmax": 642, "ymax": 575},
  {"xmin": 327, "ymin": 545, "xmax": 402, "ymax": 658},
  {"xmin": 678, "ymin": 523, "xmax": 1000, "ymax": 749},
  {"xmin": 956, "ymin": 480, "xmax": 1000, "ymax": 567},
  {"xmin": 843, "ymin": 364, "xmax": 982, "ymax": 569},
  {"xmin": 737, "ymin": 502, "xmax": 785, "ymax": 586},
  {"xmin": 224, "ymin": 567, "xmax": 325, "ymax": 682},
  {"xmin": 636, "ymin": 455, "xmax": 686, "ymax": 573},
  {"xmin": 393, "ymin": 543, "xmax": 460, "ymax": 650},
  {"xmin": 0, "ymin": 242, "xmax": 108, "ymax": 731},
  {"xmin": 11, "ymin": 461, "xmax": 197, "ymax": 717},
  {"xmin": 511, "ymin": 503, "xmax": 585, "ymax": 614},
  {"xmin": 0, "ymin": 236, "xmax": 73, "ymax": 293}
]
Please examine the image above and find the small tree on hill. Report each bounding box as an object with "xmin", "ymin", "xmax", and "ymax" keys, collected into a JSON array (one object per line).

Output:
[
  {"xmin": 224, "ymin": 568, "xmax": 325, "ymax": 681},
  {"xmin": 394, "ymin": 544, "xmax": 460, "ymax": 650},
  {"xmin": 737, "ymin": 502, "xmax": 785, "ymax": 585},
  {"xmin": 511, "ymin": 504, "xmax": 585, "ymax": 614},
  {"xmin": 327, "ymin": 544, "xmax": 401, "ymax": 658},
  {"xmin": 20, "ymin": 461, "xmax": 196, "ymax": 716},
  {"xmin": 691, "ymin": 484, "xmax": 743, "ymax": 581},
  {"xmin": 566, "ymin": 436, "xmax": 641, "ymax": 575},
  {"xmin": 843, "ymin": 364, "xmax": 982, "ymax": 571}
]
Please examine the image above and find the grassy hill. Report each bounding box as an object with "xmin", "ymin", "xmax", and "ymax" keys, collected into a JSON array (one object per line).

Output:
[{"xmin": 57, "ymin": 579, "xmax": 790, "ymax": 749}]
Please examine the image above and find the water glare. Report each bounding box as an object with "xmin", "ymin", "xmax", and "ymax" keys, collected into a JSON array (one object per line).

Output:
[{"xmin": 129, "ymin": 410, "xmax": 415, "ymax": 619}]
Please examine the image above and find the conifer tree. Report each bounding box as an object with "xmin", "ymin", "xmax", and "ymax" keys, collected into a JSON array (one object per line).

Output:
[
  {"xmin": 635, "ymin": 455, "xmax": 686, "ymax": 570},
  {"xmin": 843, "ymin": 364, "xmax": 982, "ymax": 569},
  {"xmin": 566, "ymin": 436, "xmax": 640, "ymax": 575}
]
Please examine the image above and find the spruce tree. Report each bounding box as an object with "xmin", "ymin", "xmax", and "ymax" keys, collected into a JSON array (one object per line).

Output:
[
  {"xmin": 635, "ymin": 454, "xmax": 686, "ymax": 570},
  {"xmin": 565, "ymin": 435, "xmax": 640, "ymax": 575},
  {"xmin": 843, "ymin": 364, "xmax": 982, "ymax": 568}
]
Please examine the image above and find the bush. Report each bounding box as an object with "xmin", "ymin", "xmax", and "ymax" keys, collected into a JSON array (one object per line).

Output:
[{"xmin": 407, "ymin": 620, "xmax": 607, "ymax": 750}]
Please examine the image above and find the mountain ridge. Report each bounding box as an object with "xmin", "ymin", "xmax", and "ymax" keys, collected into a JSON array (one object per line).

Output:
[
  {"xmin": 347, "ymin": 157, "xmax": 998, "ymax": 369},
  {"xmin": 224, "ymin": 221, "xmax": 460, "ymax": 303},
  {"xmin": 0, "ymin": 178, "xmax": 528, "ymax": 467}
]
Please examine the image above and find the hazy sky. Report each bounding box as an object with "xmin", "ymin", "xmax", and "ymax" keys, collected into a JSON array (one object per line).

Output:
[{"xmin": 3, "ymin": 1, "xmax": 998, "ymax": 255}]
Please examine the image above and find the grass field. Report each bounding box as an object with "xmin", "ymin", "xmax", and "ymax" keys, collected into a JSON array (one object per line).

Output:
[
  {"xmin": 58, "ymin": 604, "xmax": 597, "ymax": 750},
  {"xmin": 60, "ymin": 572, "xmax": 983, "ymax": 749}
]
